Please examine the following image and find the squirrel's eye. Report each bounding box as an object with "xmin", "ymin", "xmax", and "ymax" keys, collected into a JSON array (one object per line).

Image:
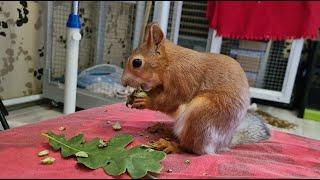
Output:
[{"xmin": 132, "ymin": 59, "xmax": 142, "ymax": 68}]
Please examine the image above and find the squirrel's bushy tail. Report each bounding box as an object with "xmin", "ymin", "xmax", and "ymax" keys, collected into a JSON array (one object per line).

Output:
[{"xmin": 231, "ymin": 110, "xmax": 271, "ymax": 146}]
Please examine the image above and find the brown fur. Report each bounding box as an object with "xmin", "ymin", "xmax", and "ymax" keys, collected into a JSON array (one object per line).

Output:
[{"xmin": 121, "ymin": 22, "xmax": 250, "ymax": 154}]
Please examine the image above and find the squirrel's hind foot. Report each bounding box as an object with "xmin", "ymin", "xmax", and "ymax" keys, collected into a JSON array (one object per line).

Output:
[{"xmin": 150, "ymin": 138, "xmax": 181, "ymax": 154}]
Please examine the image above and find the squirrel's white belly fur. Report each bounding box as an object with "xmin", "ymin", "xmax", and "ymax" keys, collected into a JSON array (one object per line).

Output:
[
  {"xmin": 172, "ymin": 104, "xmax": 187, "ymax": 137},
  {"xmin": 171, "ymin": 103, "xmax": 270, "ymax": 154}
]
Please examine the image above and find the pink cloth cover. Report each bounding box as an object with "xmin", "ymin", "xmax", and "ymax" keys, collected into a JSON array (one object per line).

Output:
[{"xmin": 0, "ymin": 103, "xmax": 319, "ymax": 178}]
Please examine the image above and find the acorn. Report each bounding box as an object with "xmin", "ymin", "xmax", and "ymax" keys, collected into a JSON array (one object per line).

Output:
[{"xmin": 126, "ymin": 87, "xmax": 148, "ymax": 107}]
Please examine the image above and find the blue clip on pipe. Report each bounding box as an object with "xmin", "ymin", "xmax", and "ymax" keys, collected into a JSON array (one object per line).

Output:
[{"xmin": 66, "ymin": 1, "xmax": 81, "ymax": 29}]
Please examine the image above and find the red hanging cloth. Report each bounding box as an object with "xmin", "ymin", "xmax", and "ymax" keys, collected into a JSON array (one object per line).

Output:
[{"xmin": 206, "ymin": 1, "xmax": 320, "ymax": 40}]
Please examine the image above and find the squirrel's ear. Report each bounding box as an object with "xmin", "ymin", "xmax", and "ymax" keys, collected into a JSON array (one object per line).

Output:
[{"xmin": 143, "ymin": 22, "xmax": 164, "ymax": 48}]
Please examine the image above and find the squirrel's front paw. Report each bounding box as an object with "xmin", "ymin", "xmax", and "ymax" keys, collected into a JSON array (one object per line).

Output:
[{"xmin": 131, "ymin": 97, "xmax": 152, "ymax": 109}]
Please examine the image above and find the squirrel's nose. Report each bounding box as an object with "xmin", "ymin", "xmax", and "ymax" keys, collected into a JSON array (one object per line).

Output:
[
  {"xmin": 121, "ymin": 79, "xmax": 127, "ymax": 87},
  {"xmin": 121, "ymin": 75, "xmax": 128, "ymax": 87}
]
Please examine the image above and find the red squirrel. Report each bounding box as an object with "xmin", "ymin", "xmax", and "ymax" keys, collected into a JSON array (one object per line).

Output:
[{"xmin": 121, "ymin": 22, "xmax": 270, "ymax": 154}]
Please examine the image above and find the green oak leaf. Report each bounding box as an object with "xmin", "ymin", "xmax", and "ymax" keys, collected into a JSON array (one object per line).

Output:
[
  {"xmin": 42, "ymin": 132, "xmax": 166, "ymax": 179},
  {"xmin": 77, "ymin": 134, "xmax": 132, "ymax": 169},
  {"xmin": 42, "ymin": 132, "xmax": 85, "ymax": 158},
  {"xmin": 103, "ymin": 146, "xmax": 166, "ymax": 179}
]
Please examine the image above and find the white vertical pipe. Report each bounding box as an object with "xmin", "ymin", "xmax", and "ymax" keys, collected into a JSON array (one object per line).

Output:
[
  {"xmin": 171, "ymin": 1, "xmax": 183, "ymax": 44},
  {"xmin": 132, "ymin": 1, "xmax": 145, "ymax": 49},
  {"xmin": 64, "ymin": 28, "xmax": 81, "ymax": 114},
  {"xmin": 72, "ymin": 1, "xmax": 79, "ymax": 15},
  {"xmin": 64, "ymin": 1, "xmax": 82, "ymax": 114},
  {"xmin": 206, "ymin": 28, "xmax": 222, "ymax": 53},
  {"xmin": 153, "ymin": 1, "xmax": 170, "ymax": 36}
]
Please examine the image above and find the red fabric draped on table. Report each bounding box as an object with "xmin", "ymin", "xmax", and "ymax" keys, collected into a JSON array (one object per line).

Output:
[
  {"xmin": 0, "ymin": 103, "xmax": 320, "ymax": 178},
  {"xmin": 206, "ymin": 1, "xmax": 320, "ymax": 40}
]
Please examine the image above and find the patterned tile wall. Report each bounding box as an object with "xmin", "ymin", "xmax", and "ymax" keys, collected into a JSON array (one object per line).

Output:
[{"xmin": 0, "ymin": 1, "xmax": 44, "ymax": 100}]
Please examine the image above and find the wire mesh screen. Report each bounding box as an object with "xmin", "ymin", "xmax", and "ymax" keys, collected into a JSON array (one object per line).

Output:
[
  {"xmin": 176, "ymin": 1, "xmax": 209, "ymax": 52},
  {"xmin": 166, "ymin": 2, "xmax": 175, "ymax": 40},
  {"xmin": 148, "ymin": 2, "xmax": 155, "ymax": 25},
  {"xmin": 263, "ymin": 41, "xmax": 292, "ymax": 91},
  {"xmin": 103, "ymin": 2, "xmax": 135, "ymax": 68},
  {"xmin": 220, "ymin": 39, "xmax": 292, "ymax": 91},
  {"xmin": 146, "ymin": 1, "xmax": 208, "ymax": 48},
  {"xmin": 48, "ymin": 1, "xmax": 135, "ymax": 99},
  {"xmin": 51, "ymin": 2, "xmax": 69, "ymax": 79},
  {"xmin": 51, "ymin": 1, "xmax": 97, "ymax": 79}
]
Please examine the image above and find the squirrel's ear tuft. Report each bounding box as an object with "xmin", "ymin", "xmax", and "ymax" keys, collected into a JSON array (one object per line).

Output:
[{"xmin": 143, "ymin": 22, "xmax": 164, "ymax": 49}]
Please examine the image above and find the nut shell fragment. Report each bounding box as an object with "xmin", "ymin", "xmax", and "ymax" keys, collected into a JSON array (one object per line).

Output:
[
  {"xmin": 38, "ymin": 150, "xmax": 49, "ymax": 157},
  {"xmin": 112, "ymin": 121, "xmax": 121, "ymax": 131},
  {"xmin": 75, "ymin": 151, "xmax": 89, "ymax": 158},
  {"xmin": 41, "ymin": 157, "xmax": 55, "ymax": 165},
  {"xmin": 58, "ymin": 127, "xmax": 66, "ymax": 131}
]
